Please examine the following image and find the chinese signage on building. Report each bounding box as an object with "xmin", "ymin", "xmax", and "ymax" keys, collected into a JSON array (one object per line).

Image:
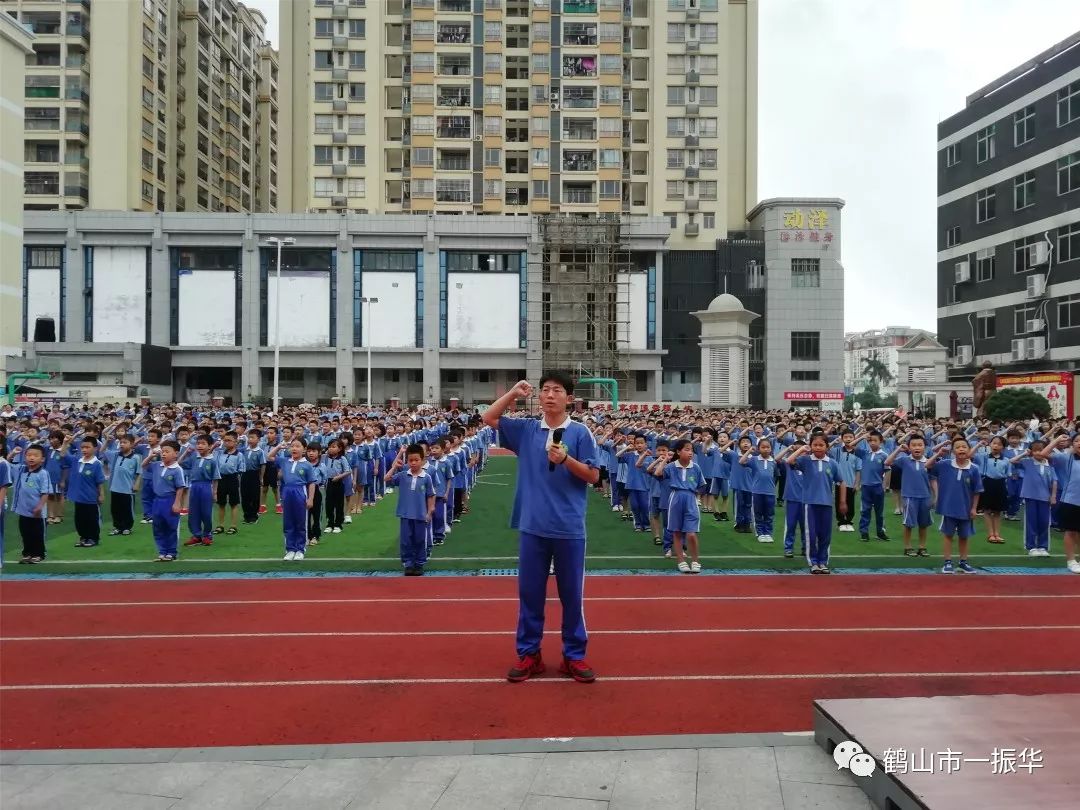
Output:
[
  {"xmin": 784, "ymin": 391, "xmax": 845, "ymax": 401},
  {"xmin": 781, "ymin": 208, "xmax": 834, "ymax": 244},
  {"xmin": 996, "ymin": 372, "xmax": 1075, "ymax": 419}
]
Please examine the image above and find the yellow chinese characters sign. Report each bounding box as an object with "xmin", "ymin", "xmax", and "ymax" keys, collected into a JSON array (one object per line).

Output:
[{"xmin": 783, "ymin": 209, "xmax": 829, "ymax": 229}]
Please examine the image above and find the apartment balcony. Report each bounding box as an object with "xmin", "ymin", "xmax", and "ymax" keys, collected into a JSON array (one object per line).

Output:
[
  {"xmin": 332, "ymin": 2, "xmax": 350, "ymax": 20},
  {"xmin": 685, "ymin": 198, "xmax": 699, "ymax": 211},
  {"xmin": 177, "ymin": 194, "xmax": 186, "ymax": 208},
  {"xmin": 177, "ymin": 84, "xmax": 186, "ymax": 100},
  {"xmin": 177, "ymin": 55, "xmax": 186, "ymax": 73},
  {"xmin": 436, "ymin": 123, "xmax": 471, "ymax": 138},
  {"xmin": 562, "ymin": 153, "xmax": 596, "ymax": 172},
  {"xmin": 333, "ymin": 35, "xmax": 349, "ymax": 49},
  {"xmin": 686, "ymin": 40, "xmax": 699, "ymax": 52},
  {"xmin": 686, "ymin": 101, "xmax": 698, "ymax": 115},
  {"xmin": 177, "ymin": 139, "xmax": 186, "ymax": 155},
  {"xmin": 177, "ymin": 166, "xmax": 186, "ymax": 182},
  {"xmin": 177, "ymin": 112, "xmax": 186, "ymax": 128},
  {"xmin": 437, "ymin": 90, "xmax": 471, "ymax": 107},
  {"xmin": 686, "ymin": 70, "xmax": 700, "ymax": 84},
  {"xmin": 331, "ymin": 195, "xmax": 348, "ymax": 207},
  {"xmin": 333, "ymin": 68, "xmax": 349, "ymax": 82},
  {"xmin": 685, "ymin": 166, "xmax": 698, "ymax": 179},
  {"xmin": 333, "ymin": 99, "xmax": 348, "ymax": 112},
  {"xmin": 563, "ymin": 187, "xmax": 595, "ymax": 204},
  {"xmin": 437, "ymin": 158, "xmax": 470, "ymax": 170},
  {"xmin": 333, "ymin": 130, "xmax": 348, "ymax": 143},
  {"xmin": 685, "ymin": 134, "xmax": 698, "ymax": 147},
  {"xmin": 438, "ymin": 0, "xmax": 471, "ymax": 12},
  {"xmin": 436, "ymin": 190, "xmax": 471, "ymax": 203},
  {"xmin": 684, "ymin": 221, "xmax": 699, "ymax": 236},
  {"xmin": 562, "ymin": 128, "xmax": 597, "ymax": 141},
  {"xmin": 25, "ymin": 179, "xmax": 60, "ymax": 196},
  {"xmin": 332, "ymin": 162, "xmax": 348, "ymax": 176}
]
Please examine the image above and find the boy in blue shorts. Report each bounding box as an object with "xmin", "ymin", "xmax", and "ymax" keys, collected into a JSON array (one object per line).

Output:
[
  {"xmin": 385, "ymin": 443, "xmax": 436, "ymax": 576},
  {"xmin": 652, "ymin": 439, "xmax": 706, "ymax": 574},
  {"xmin": 886, "ymin": 434, "xmax": 942, "ymax": 557},
  {"xmin": 927, "ymin": 436, "xmax": 983, "ymax": 573}
]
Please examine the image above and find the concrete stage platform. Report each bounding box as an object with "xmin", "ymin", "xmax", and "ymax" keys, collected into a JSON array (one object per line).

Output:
[{"xmin": 814, "ymin": 693, "xmax": 1079, "ymax": 810}]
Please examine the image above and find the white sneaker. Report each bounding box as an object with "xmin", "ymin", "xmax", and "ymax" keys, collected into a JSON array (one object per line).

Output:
[
  {"xmin": 549, "ymin": 563, "xmax": 555, "ymax": 575},
  {"xmin": 664, "ymin": 549, "xmax": 672, "ymax": 558},
  {"xmin": 325, "ymin": 525, "xmax": 333, "ymax": 532},
  {"xmin": 386, "ymin": 488, "xmax": 394, "ymax": 494},
  {"xmin": 344, "ymin": 515, "xmax": 352, "ymax": 524},
  {"xmin": 760, "ymin": 535, "xmax": 773, "ymax": 543},
  {"xmin": 611, "ymin": 505, "xmax": 621, "ymax": 512},
  {"xmin": 294, "ymin": 552, "xmax": 305, "ymax": 561},
  {"xmin": 1067, "ymin": 559, "xmax": 1080, "ymax": 574},
  {"xmin": 332, "ymin": 526, "xmax": 342, "ymax": 534},
  {"xmin": 677, "ymin": 560, "xmax": 691, "ymax": 573},
  {"xmin": 1028, "ymin": 548, "xmax": 1041, "ymax": 557},
  {"xmin": 1036, "ymin": 548, "xmax": 1050, "ymax": 557},
  {"xmin": 690, "ymin": 561, "xmax": 702, "ymax": 574},
  {"xmin": 283, "ymin": 551, "xmax": 296, "ymax": 561}
]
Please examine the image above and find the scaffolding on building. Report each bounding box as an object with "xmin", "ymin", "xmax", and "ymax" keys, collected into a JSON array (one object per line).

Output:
[{"xmin": 530, "ymin": 214, "xmax": 633, "ymax": 400}]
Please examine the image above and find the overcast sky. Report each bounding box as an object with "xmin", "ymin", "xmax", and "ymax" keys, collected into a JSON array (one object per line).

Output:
[{"xmin": 248, "ymin": 0, "xmax": 1080, "ymax": 333}]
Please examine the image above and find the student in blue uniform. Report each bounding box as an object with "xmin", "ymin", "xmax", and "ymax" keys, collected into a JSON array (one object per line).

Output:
[
  {"xmin": 183, "ymin": 434, "xmax": 220, "ymax": 548},
  {"xmin": 14, "ymin": 444, "xmax": 52, "ymax": 563},
  {"xmin": 305, "ymin": 442, "xmax": 326, "ymax": 545},
  {"xmin": 647, "ymin": 441, "xmax": 677, "ymax": 556},
  {"xmin": 43, "ymin": 430, "xmax": 71, "ymax": 525},
  {"xmin": 653, "ymin": 439, "xmax": 706, "ymax": 573},
  {"xmin": 0, "ymin": 449, "xmax": 10, "ymax": 566},
  {"xmin": 485, "ymin": 374, "xmax": 599, "ymax": 685},
  {"xmin": 777, "ymin": 442, "xmax": 805, "ymax": 559},
  {"xmin": 621, "ymin": 434, "xmax": 653, "ymax": 532},
  {"xmin": 1009, "ymin": 439, "xmax": 1056, "ymax": 556},
  {"xmin": 743, "ymin": 438, "xmax": 779, "ymax": 544},
  {"xmin": 323, "ymin": 438, "xmax": 351, "ymax": 533},
  {"xmin": 1002, "ymin": 429, "xmax": 1026, "ymax": 520},
  {"xmin": 139, "ymin": 428, "xmax": 163, "ymax": 524},
  {"xmin": 1050, "ymin": 432, "xmax": 1080, "ymax": 574},
  {"xmin": 976, "ymin": 436, "xmax": 1010, "ymax": 544},
  {"xmin": 146, "ymin": 440, "xmax": 187, "ymax": 562},
  {"xmin": 829, "ymin": 430, "xmax": 862, "ymax": 532},
  {"xmin": 214, "ymin": 431, "xmax": 245, "ymax": 535},
  {"xmin": 886, "ymin": 434, "xmax": 940, "ymax": 558},
  {"xmin": 385, "ymin": 443, "xmax": 436, "ymax": 575},
  {"xmin": 269, "ymin": 438, "xmax": 316, "ymax": 561},
  {"xmin": 727, "ymin": 435, "xmax": 754, "ymax": 533},
  {"xmin": 710, "ymin": 431, "xmax": 733, "ymax": 522},
  {"xmin": 927, "ymin": 436, "xmax": 983, "ymax": 573},
  {"xmin": 68, "ymin": 437, "xmax": 106, "ymax": 547},
  {"xmin": 425, "ymin": 439, "xmax": 450, "ymax": 548},
  {"xmin": 854, "ymin": 430, "xmax": 890, "ymax": 542},
  {"xmin": 105, "ymin": 433, "xmax": 141, "ymax": 536},
  {"xmin": 241, "ymin": 429, "xmax": 265, "ymax": 524},
  {"xmin": 787, "ymin": 434, "xmax": 846, "ymax": 574}
]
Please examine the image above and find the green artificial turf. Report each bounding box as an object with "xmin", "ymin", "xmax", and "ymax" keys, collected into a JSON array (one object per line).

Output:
[{"xmin": 0, "ymin": 456, "xmax": 1063, "ymax": 575}]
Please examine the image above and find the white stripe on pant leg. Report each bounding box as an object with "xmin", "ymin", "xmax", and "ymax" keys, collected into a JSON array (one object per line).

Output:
[{"xmin": 804, "ymin": 503, "xmax": 811, "ymax": 566}]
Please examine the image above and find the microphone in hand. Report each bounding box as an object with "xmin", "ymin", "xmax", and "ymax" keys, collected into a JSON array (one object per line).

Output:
[{"xmin": 548, "ymin": 427, "xmax": 566, "ymax": 471}]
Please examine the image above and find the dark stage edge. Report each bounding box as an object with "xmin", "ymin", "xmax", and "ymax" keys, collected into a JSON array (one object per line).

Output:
[{"xmin": 814, "ymin": 693, "xmax": 1080, "ymax": 810}]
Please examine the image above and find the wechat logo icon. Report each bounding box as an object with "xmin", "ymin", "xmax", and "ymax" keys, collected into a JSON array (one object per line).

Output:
[{"xmin": 834, "ymin": 741, "xmax": 876, "ymax": 778}]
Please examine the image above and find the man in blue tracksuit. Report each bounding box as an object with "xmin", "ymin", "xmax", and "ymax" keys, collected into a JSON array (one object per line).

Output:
[{"xmin": 484, "ymin": 372, "xmax": 600, "ymax": 685}]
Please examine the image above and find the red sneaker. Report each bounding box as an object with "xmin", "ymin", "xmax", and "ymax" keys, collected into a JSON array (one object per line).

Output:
[
  {"xmin": 183, "ymin": 536, "xmax": 201, "ymax": 547},
  {"xmin": 201, "ymin": 537, "xmax": 213, "ymax": 546},
  {"xmin": 274, "ymin": 504, "xmax": 283, "ymax": 514},
  {"xmin": 558, "ymin": 657, "xmax": 596, "ymax": 683},
  {"xmin": 507, "ymin": 652, "xmax": 545, "ymax": 683},
  {"xmin": 258, "ymin": 505, "xmax": 268, "ymax": 514}
]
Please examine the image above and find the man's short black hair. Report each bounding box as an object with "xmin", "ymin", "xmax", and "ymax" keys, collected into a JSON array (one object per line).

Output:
[{"xmin": 538, "ymin": 370, "xmax": 575, "ymax": 395}]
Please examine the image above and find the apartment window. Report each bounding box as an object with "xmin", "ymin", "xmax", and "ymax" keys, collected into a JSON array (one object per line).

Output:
[
  {"xmin": 348, "ymin": 18, "xmax": 366, "ymax": 37},
  {"xmin": 975, "ymin": 187, "xmax": 995, "ymax": 223},
  {"xmin": 696, "ymin": 86, "xmax": 718, "ymax": 106},
  {"xmin": 667, "ymin": 86, "xmax": 686, "ymax": 105},
  {"xmin": 945, "ymin": 142, "xmax": 960, "ymax": 167},
  {"xmin": 791, "ymin": 258, "xmax": 821, "ymax": 288},
  {"xmin": 484, "ymin": 179, "xmax": 502, "ymax": 198},
  {"xmin": 412, "ymin": 179, "xmax": 434, "ymax": 198},
  {"xmin": 533, "ymin": 22, "xmax": 550, "ymax": 41},
  {"xmin": 485, "ymin": 21, "xmax": 502, "ymax": 40},
  {"xmin": 791, "ymin": 370, "xmax": 820, "ymax": 382},
  {"xmin": 414, "ymin": 53, "xmax": 435, "ymax": 72},
  {"xmin": 141, "ymin": 180, "xmax": 154, "ymax": 201},
  {"xmin": 599, "ymin": 149, "xmax": 620, "ymax": 168},
  {"xmin": 314, "ymin": 145, "xmax": 333, "ymax": 165},
  {"xmin": 667, "ymin": 55, "xmax": 686, "ymax": 75},
  {"xmin": 701, "ymin": 149, "xmax": 717, "ymax": 168},
  {"xmin": 348, "ymin": 146, "xmax": 365, "ymax": 166},
  {"xmin": 1013, "ymin": 171, "xmax": 1035, "ymax": 210},
  {"xmin": 1058, "ymin": 152, "xmax": 1080, "ymax": 195},
  {"xmin": 599, "ymin": 22, "xmax": 620, "ymax": 41},
  {"xmin": 976, "ymin": 311, "xmax": 995, "ymax": 340},
  {"xmin": 349, "ymin": 51, "xmax": 366, "ymax": 70},
  {"xmin": 666, "ymin": 180, "xmax": 684, "ymax": 199},
  {"xmin": 698, "ymin": 118, "xmax": 718, "ymax": 137},
  {"xmin": 348, "ymin": 114, "xmax": 365, "ymax": 133},
  {"xmin": 315, "ymin": 114, "xmax": 333, "ymax": 133},
  {"xmin": 1059, "ymin": 294, "xmax": 1080, "ymax": 328},
  {"xmin": 315, "ymin": 19, "xmax": 333, "ymax": 37},
  {"xmin": 1013, "ymin": 304, "xmax": 1036, "ymax": 335},
  {"xmin": 698, "ymin": 55, "xmax": 718, "ymax": 74},
  {"xmin": 599, "ymin": 55, "xmax": 621, "ymax": 74},
  {"xmin": 599, "ymin": 117, "xmax": 620, "ymax": 136},
  {"xmin": 348, "ymin": 83, "xmax": 365, "ymax": 101},
  {"xmin": 699, "ymin": 181, "xmax": 717, "ymax": 199},
  {"xmin": 347, "ymin": 178, "xmax": 366, "ymax": 196},
  {"xmin": 412, "ymin": 84, "xmax": 435, "ymax": 103},
  {"xmin": 1058, "ymin": 81, "xmax": 1080, "ymax": 127},
  {"xmin": 703, "ymin": 213, "xmax": 715, "ymax": 229},
  {"xmin": 484, "ymin": 84, "xmax": 502, "ymax": 103},
  {"xmin": 976, "ymin": 124, "xmax": 996, "ymax": 163},
  {"xmin": 315, "ymin": 51, "xmax": 333, "ymax": 69},
  {"xmin": 531, "ymin": 54, "xmax": 549, "ymax": 73},
  {"xmin": 412, "ymin": 20, "xmax": 434, "ymax": 39},
  {"xmin": 1013, "ymin": 235, "xmax": 1040, "ymax": 273},
  {"xmin": 600, "ymin": 180, "xmax": 619, "ymax": 199},
  {"xmin": 667, "ymin": 213, "xmax": 678, "ymax": 229},
  {"xmin": 1058, "ymin": 222, "xmax": 1080, "ymax": 262},
  {"xmin": 532, "ymin": 147, "xmax": 549, "ymax": 166},
  {"xmin": 790, "ymin": 332, "xmax": 820, "ymax": 361},
  {"xmin": 314, "ymin": 82, "xmax": 333, "ymax": 101},
  {"xmin": 436, "ymin": 179, "xmax": 470, "ymax": 202},
  {"xmin": 667, "ymin": 23, "xmax": 685, "ymax": 42},
  {"xmin": 412, "ymin": 115, "xmax": 434, "ymax": 134},
  {"xmin": 484, "ymin": 54, "xmax": 502, "ymax": 73},
  {"xmin": 667, "ymin": 118, "xmax": 686, "ymax": 137},
  {"xmin": 600, "ymin": 86, "xmax": 621, "ymax": 105},
  {"xmin": 413, "ymin": 147, "xmax": 434, "ymax": 166},
  {"xmin": 945, "ymin": 225, "xmax": 961, "ymax": 247},
  {"xmin": 314, "ymin": 178, "xmax": 335, "ymax": 197},
  {"xmin": 1013, "ymin": 105, "xmax": 1035, "ymax": 146},
  {"xmin": 531, "ymin": 116, "xmax": 549, "ymax": 133},
  {"xmin": 700, "ymin": 23, "xmax": 719, "ymax": 42},
  {"xmin": 975, "ymin": 247, "xmax": 995, "ymax": 281},
  {"xmin": 667, "ymin": 149, "xmax": 684, "ymax": 168},
  {"xmin": 142, "ymin": 87, "xmax": 154, "ymax": 109},
  {"xmin": 532, "ymin": 179, "xmax": 549, "ymax": 199}
]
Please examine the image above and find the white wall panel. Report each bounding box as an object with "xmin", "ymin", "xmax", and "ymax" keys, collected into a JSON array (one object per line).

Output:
[
  {"xmin": 447, "ymin": 273, "xmax": 518, "ymax": 350},
  {"xmin": 360, "ymin": 271, "xmax": 415, "ymax": 348},
  {"xmin": 26, "ymin": 267, "xmax": 60, "ymax": 337},
  {"xmin": 268, "ymin": 272, "xmax": 331, "ymax": 347},
  {"xmin": 179, "ymin": 270, "xmax": 236, "ymax": 346},
  {"xmin": 92, "ymin": 247, "xmax": 146, "ymax": 343},
  {"xmin": 616, "ymin": 272, "xmax": 648, "ymax": 351}
]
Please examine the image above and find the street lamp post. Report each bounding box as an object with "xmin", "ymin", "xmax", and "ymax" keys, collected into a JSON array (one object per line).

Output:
[
  {"xmin": 264, "ymin": 236, "xmax": 295, "ymax": 412},
  {"xmin": 361, "ymin": 296, "xmax": 379, "ymax": 408}
]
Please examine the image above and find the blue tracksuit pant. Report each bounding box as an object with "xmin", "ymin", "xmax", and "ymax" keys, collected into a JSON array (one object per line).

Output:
[
  {"xmin": 628, "ymin": 488, "xmax": 649, "ymax": 529},
  {"xmin": 400, "ymin": 517, "xmax": 428, "ymax": 569},
  {"xmin": 152, "ymin": 495, "xmax": 180, "ymax": 557},
  {"xmin": 516, "ymin": 532, "xmax": 587, "ymax": 660},
  {"xmin": 1024, "ymin": 499, "xmax": 1050, "ymax": 551},
  {"xmin": 784, "ymin": 499, "xmax": 805, "ymax": 553},
  {"xmin": 187, "ymin": 480, "xmax": 213, "ymax": 539},
  {"xmin": 734, "ymin": 488, "xmax": 753, "ymax": 527},
  {"xmin": 859, "ymin": 484, "xmax": 885, "ymax": 535},
  {"xmin": 752, "ymin": 493, "xmax": 775, "ymax": 536},
  {"xmin": 282, "ymin": 485, "xmax": 308, "ymax": 553},
  {"xmin": 141, "ymin": 483, "xmax": 155, "ymax": 521},
  {"xmin": 432, "ymin": 496, "xmax": 447, "ymax": 542},
  {"xmin": 1006, "ymin": 478, "xmax": 1022, "ymax": 517},
  {"xmin": 805, "ymin": 504, "xmax": 833, "ymax": 567}
]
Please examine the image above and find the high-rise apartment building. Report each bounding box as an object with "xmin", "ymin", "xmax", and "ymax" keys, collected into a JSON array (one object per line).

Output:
[
  {"xmin": 282, "ymin": 0, "xmax": 757, "ymax": 246},
  {"xmin": 3, "ymin": 0, "xmax": 279, "ymax": 213}
]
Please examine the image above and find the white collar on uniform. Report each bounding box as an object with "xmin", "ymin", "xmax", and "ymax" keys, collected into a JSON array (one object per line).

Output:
[
  {"xmin": 78, "ymin": 456, "xmax": 100, "ymax": 465},
  {"xmin": 542, "ymin": 415, "xmax": 573, "ymax": 448},
  {"xmin": 164, "ymin": 462, "xmax": 181, "ymax": 470}
]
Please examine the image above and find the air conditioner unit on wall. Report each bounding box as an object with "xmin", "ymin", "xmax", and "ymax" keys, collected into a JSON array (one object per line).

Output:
[
  {"xmin": 1011, "ymin": 339, "xmax": 1027, "ymax": 362},
  {"xmin": 1026, "ymin": 274, "xmax": 1047, "ymax": 298},
  {"xmin": 1028, "ymin": 241, "xmax": 1050, "ymax": 266},
  {"xmin": 1026, "ymin": 336, "xmax": 1047, "ymax": 359},
  {"xmin": 1025, "ymin": 318, "xmax": 1045, "ymax": 333},
  {"xmin": 955, "ymin": 345, "xmax": 973, "ymax": 365},
  {"xmin": 954, "ymin": 261, "xmax": 970, "ymax": 283}
]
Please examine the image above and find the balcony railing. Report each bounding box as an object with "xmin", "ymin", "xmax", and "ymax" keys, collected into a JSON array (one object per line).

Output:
[
  {"xmin": 437, "ymin": 92, "xmax": 471, "ymax": 107},
  {"xmin": 562, "ymin": 155, "xmax": 596, "ymax": 171},
  {"xmin": 26, "ymin": 180, "xmax": 60, "ymax": 195},
  {"xmin": 562, "ymin": 187, "xmax": 595, "ymax": 203},
  {"xmin": 562, "ymin": 128, "xmax": 596, "ymax": 141},
  {"xmin": 436, "ymin": 125, "xmax": 470, "ymax": 138},
  {"xmin": 437, "ymin": 158, "xmax": 470, "ymax": 170},
  {"xmin": 436, "ymin": 189, "xmax": 470, "ymax": 202}
]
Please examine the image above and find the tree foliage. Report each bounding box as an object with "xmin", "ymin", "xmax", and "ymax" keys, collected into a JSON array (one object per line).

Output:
[{"xmin": 983, "ymin": 387, "xmax": 1051, "ymax": 421}]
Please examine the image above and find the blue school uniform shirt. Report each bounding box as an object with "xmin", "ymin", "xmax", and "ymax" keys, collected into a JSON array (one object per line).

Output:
[
  {"xmin": 1054, "ymin": 452, "xmax": 1080, "ymax": 506},
  {"xmin": 280, "ymin": 458, "xmax": 315, "ymax": 489},
  {"xmin": 662, "ymin": 460, "xmax": 706, "ymax": 493},
  {"xmin": 244, "ymin": 445, "xmax": 266, "ymax": 472},
  {"xmin": 424, "ymin": 458, "xmax": 446, "ymax": 495},
  {"xmin": 743, "ymin": 455, "xmax": 779, "ymax": 496},
  {"xmin": 44, "ymin": 446, "xmax": 70, "ymax": 486},
  {"xmin": 978, "ymin": 454, "xmax": 1010, "ymax": 480},
  {"xmin": 12, "ymin": 466, "xmax": 53, "ymax": 516},
  {"xmin": 499, "ymin": 416, "xmax": 598, "ymax": 541},
  {"xmin": 324, "ymin": 454, "xmax": 351, "ymax": 482},
  {"xmin": 854, "ymin": 446, "xmax": 889, "ymax": 487},
  {"xmin": 727, "ymin": 449, "xmax": 751, "ymax": 491},
  {"xmin": 0, "ymin": 458, "xmax": 11, "ymax": 512},
  {"xmin": 189, "ymin": 454, "xmax": 221, "ymax": 484},
  {"xmin": 1017, "ymin": 457, "xmax": 1054, "ymax": 501},
  {"xmin": 711, "ymin": 447, "xmax": 732, "ymax": 480},
  {"xmin": 828, "ymin": 446, "xmax": 862, "ymax": 487},
  {"xmin": 930, "ymin": 460, "xmax": 983, "ymax": 519},
  {"xmin": 214, "ymin": 449, "xmax": 246, "ymax": 476},
  {"xmin": 621, "ymin": 450, "xmax": 652, "ymax": 491},
  {"xmin": 152, "ymin": 463, "xmax": 187, "ymax": 498},
  {"xmin": 390, "ymin": 469, "xmax": 435, "ymax": 520},
  {"xmin": 783, "ymin": 465, "xmax": 804, "ymax": 502},
  {"xmin": 793, "ymin": 454, "xmax": 842, "ymax": 506},
  {"xmin": 893, "ymin": 455, "xmax": 933, "ymax": 499},
  {"xmin": 105, "ymin": 450, "xmax": 141, "ymax": 496},
  {"xmin": 67, "ymin": 457, "xmax": 105, "ymax": 504}
]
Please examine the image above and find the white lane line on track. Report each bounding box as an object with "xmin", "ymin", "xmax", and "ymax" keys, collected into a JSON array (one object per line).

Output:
[
  {"xmin": 4, "ymin": 625, "xmax": 1079, "ymax": 642},
  {"xmin": 9, "ymin": 553, "xmax": 1051, "ymax": 563},
  {"xmin": 4, "ymin": 670, "xmax": 1079, "ymax": 691},
  {"xmin": 4, "ymin": 593, "xmax": 1079, "ymax": 608}
]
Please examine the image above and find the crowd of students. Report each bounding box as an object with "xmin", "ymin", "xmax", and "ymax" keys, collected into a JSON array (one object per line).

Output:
[
  {"xmin": 584, "ymin": 410, "xmax": 1080, "ymax": 575},
  {"xmin": 0, "ymin": 403, "xmax": 492, "ymax": 574},
  {"xmin": 4, "ymin": 401, "xmax": 1080, "ymax": 576}
]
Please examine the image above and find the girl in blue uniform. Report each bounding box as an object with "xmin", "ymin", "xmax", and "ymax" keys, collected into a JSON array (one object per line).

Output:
[
  {"xmin": 742, "ymin": 438, "xmax": 779, "ymax": 543},
  {"xmin": 323, "ymin": 438, "xmax": 351, "ymax": 533},
  {"xmin": 653, "ymin": 439, "xmax": 706, "ymax": 574},
  {"xmin": 975, "ymin": 436, "xmax": 1010, "ymax": 544},
  {"xmin": 787, "ymin": 434, "xmax": 846, "ymax": 574},
  {"xmin": 306, "ymin": 442, "xmax": 326, "ymax": 545},
  {"xmin": 268, "ymin": 438, "xmax": 316, "ymax": 561},
  {"xmin": 1009, "ymin": 439, "xmax": 1056, "ymax": 556}
]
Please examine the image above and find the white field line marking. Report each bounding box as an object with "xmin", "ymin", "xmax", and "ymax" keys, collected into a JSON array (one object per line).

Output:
[
  {"xmin": 4, "ymin": 625, "xmax": 1078, "ymax": 642},
  {"xmin": 4, "ymin": 594, "xmax": 1079, "ymax": 608},
  {"xmin": 4, "ymin": 670, "xmax": 1079, "ymax": 691}
]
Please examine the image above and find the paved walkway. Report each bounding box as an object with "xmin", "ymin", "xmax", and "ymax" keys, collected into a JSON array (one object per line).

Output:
[{"xmin": 0, "ymin": 733, "xmax": 868, "ymax": 809}]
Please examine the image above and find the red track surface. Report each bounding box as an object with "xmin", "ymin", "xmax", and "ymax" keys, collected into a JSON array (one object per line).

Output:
[{"xmin": 2, "ymin": 575, "xmax": 1079, "ymax": 750}]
